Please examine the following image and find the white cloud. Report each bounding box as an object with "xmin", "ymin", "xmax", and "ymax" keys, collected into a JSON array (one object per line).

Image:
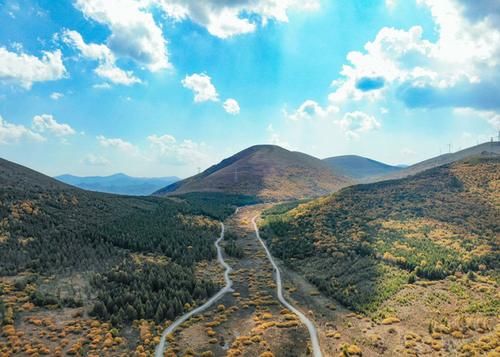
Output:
[
  {"xmin": 455, "ymin": 0, "xmax": 500, "ymax": 27},
  {"xmin": 286, "ymin": 100, "xmax": 338, "ymax": 121},
  {"xmin": 280, "ymin": 0, "xmax": 500, "ymax": 144},
  {"xmin": 0, "ymin": 115, "xmax": 45, "ymax": 144},
  {"xmin": 266, "ymin": 124, "xmax": 291, "ymax": 149},
  {"xmin": 93, "ymin": 82, "xmax": 112, "ymax": 89},
  {"xmin": 223, "ymin": 99, "xmax": 240, "ymax": 115},
  {"xmin": 155, "ymin": 0, "xmax": 320, "ymax": 39},
  {"xmin": 82, "ymin": 154, "xmax": 109, "ymax": 166},
  {"xmin": 327, "ymin": 26, "xmax": 433, "ymax": 105},
  {"xmin": 182, "ymin": 74, "xmax": 241, "ymax": 113},
  {"xmin": 97, "ymin": 135, "xmax": 138, "ymax": 153},
  {"xmin": 385, "ymin": 0, "xmax": 397, "ymax": 9},
  {"xmin": 324, "ymin": 0, "xmax": 500, "ymax": 111},
  {"xmin": 336, "ymin": 111, "xmax": 381, "ymax": 139},
  {"xmin": 62, "ymin": 29, "xmax": 140, "ymax": 85},
  {"xmin": 182, "ymin": 73, "xmax": 219, "ymax": 103},
  {"xmin": 454, "ymin": 108, "xmax": 500, "ymax": 130},
  {"xmin": 94, "ymin": 63, "xmax": 141, "ymax": 85},
  {"xmin": 50, "ymin": 92, "xmax": 64, "ymax": 100},
  {"xmin": 416, "ymin": 0, "xmax": 500, "ymax": 73},
  {"xmin": 61, "ymin": 29, "xmax": 113, "ymax": 62},
  {"xmin": 75, "ymin": 0, "xmax": 170, "ymax": 72},
  {"xmin": 32, "ymin": 114, "xmax": 76, "ymax": 137},
  {"xmin": 489, "ymin": 115, "xmax": 500, "ymax": 131},
  {"xmin": 147, "ymin": 133, "xmax": 208, "ymax": 165},
  {"xmin": 0, "ymin": 47, "xmax": 66, "ymax": 89}
]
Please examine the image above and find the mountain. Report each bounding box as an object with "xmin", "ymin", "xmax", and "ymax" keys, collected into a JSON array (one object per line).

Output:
[
  {"xmin": 376, "ymin": 141, "xmax": 500, "ymax": 181},
  {"xmin": 322, "ymin": 155, "xmax": 403, "ymax": 180},
  {"xmin": 0, "ymin": 157, "xmax": 249, "ymax": 355},
  {"xmin": 55, "ymin": 173, "xmax": 179, "ymax": 196},
  {"xmin": 261, "ymin": 154, "xmax": 499, "ymax": 316},
  {"xmin": 155, "ymin": 145, "xmax": 352, "ymax": 201}
]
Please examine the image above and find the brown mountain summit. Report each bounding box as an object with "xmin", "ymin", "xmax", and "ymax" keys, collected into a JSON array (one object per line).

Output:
[{"xmin": 155, "ymin": 145, "xmax": 351, "ymax": 201}]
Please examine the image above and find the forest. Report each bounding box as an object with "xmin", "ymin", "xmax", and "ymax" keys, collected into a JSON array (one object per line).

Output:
[
  {"xmin": 0, "ymin": 158, "xmax": 256, "ymax": 326},
  {"xmin": 261, "ymin": 157, "xmax": 500, "ymax": 313}
]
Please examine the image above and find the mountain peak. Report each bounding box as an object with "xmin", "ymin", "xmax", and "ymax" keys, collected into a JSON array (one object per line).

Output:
[
  {"xmin": 322, "ymin": 154, "xmax": 402, "ymax": 180},
  {"xmin": 156, "ymin": 145, "xmax": 351, "ymax": 201}
]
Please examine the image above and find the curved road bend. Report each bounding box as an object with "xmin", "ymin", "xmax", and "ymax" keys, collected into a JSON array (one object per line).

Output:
[
  {"xmin": 252, "ymin": 215, "xmax": 323, "ymax": 357},
  {"xmin": 155, "ymin": 222, "xmax": 233, "ymax": 357}
]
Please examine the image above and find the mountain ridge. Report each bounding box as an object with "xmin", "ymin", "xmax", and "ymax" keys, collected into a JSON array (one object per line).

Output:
[
  {"xmin": 156, "ymin": 144, "xmax": 352, "ymax": 201},
  {"xmin": 374, "ymin": 141, "xmax": 500, "ymax": 181},
  {"xmin": 322, "ymin": 154, "xmax": 403, "ymax": 180}
]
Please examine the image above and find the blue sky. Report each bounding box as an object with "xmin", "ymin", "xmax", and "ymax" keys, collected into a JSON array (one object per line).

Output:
[{"xmin": 0, "ymin": 0, "xmax": 499, "ymax": 177}]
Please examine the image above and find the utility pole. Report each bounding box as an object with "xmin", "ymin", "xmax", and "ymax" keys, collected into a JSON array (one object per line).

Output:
[{"xmin": 448, "ymin": 143, "xmax": 452, "ymax": 153}]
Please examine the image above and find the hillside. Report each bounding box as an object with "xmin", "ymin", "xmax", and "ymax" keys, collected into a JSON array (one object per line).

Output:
[
  {"xmin": 0, "ymin": 158, "xmax": 249, "ymax": 356},
  {"xmin": 55, "ymin": 173, "xmax": 179, "ymax": 196},
  {"xmin": 261, "ymin": 155, "xmax": 499, "ymax": 314},
  {"xmin": 156, "ymin": 145, "xmax": 351, "ymax": 201},
  {"xmin": 376, "ymin": 141, "xmax": 500, "ymax": 181},
  {"xmin": 322, "ymin": 155, "xmax": 402, "ymax": 180}
]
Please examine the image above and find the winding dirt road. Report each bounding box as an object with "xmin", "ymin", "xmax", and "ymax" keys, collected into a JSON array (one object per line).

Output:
[
  {"xmin": 155, "ymin": 222, "xmax": 233, "ymax": 357},
  {"xmin": 252, "ymin": 215, "xmax": 323, "ymax": 357}
]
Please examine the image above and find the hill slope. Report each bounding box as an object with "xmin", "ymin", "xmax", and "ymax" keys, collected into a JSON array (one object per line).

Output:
[
  {"xmin": 55, "ymin": 173, "xmax": 179, "ymax": 196},
  {"xmin": 376, "ymin": 141, "xmax": 500, "ymax": 181},
  {"xmin": 156, "ymin": 145, "xmax": 351, "ymax": 201},
  {"xmin": 0, "ymin": 158, "xmax": 249, "ymax": 355},
  {"xmin": 322, "ymin": 155, "xmax": 402, "ymax": 180},
  {"xmin": 261, "ymin": 154, "xmax": 499, "ymax": 314}
]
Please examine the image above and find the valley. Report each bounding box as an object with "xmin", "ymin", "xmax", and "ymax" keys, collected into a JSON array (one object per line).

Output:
[
  {"xmin": 0, "ymin": 144, "xmax": 498, "ymax": 356},
  {"xmin": 156, "ymin": 206, "xmax": 314, "ymax": 357},
  {"xmin": 2, "ymin": 1, "xmax": 499, "ymax": 355},
  {"xmin": 151, "ymin": 199, "xmax": 500, "ymax": 356}
]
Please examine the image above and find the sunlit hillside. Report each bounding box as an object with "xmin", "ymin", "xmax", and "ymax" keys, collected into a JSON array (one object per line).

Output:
[
  {"xmin": 157, "ymin": 145, "xmax": 351, "ymax": 201},
  {"xmin": 261, "ymin": 155, "xmax": 499, "ymax": 354}
]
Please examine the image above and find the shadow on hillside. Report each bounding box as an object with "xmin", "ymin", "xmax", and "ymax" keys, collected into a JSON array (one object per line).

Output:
[
  {"xmin": 260, "ymin": 218, "xmax": 386, "ymax": 314},
  {"xmin": 290, "ymin": 251, "xmax": 386, "ymax": 314}
]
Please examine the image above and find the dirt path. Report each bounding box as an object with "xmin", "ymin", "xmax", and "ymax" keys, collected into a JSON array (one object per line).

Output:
[
  {"xmin": 251, "ymin": 214, "xmax": 323, "ymax": 357},
  {"xmin": 159, "ymin": 205, "xmax": 311, "ymax": 356},
  {"xmin": 155, "ymin": 222, "xmax": 233, "ymax": 357}
]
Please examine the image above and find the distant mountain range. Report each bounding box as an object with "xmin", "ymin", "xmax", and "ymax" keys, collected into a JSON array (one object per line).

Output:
[
  {"xmin": 322, "ymin": 155, "xmax": 403, "ymax": 180},
  {"xmin": 55, "ymin": 173, "xmax": 179, "ymax": 196},
  {"xmin": 322, "ymin": 142, "xmax": 500, "ymax": 182},
  {"xmin": 156, "ymin": 145, "xmax": 352, "ymax": 201}
]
